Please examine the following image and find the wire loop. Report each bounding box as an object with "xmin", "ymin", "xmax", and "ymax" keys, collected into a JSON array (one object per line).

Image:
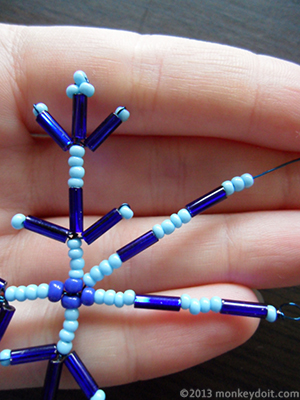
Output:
[{"xmin": 278, "ymin": 302, "xmax": 300, "ymax": 321}]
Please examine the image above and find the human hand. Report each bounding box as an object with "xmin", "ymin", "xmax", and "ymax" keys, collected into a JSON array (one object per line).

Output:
[{"xmin": 0, "ymin": 23, "xmax": 300, "ymax": 390}]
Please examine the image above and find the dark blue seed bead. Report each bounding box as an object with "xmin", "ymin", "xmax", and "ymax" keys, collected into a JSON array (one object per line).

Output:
[
  {"xmin": 0, "ymin": 278, "xmax": 7, "ymax": 292},
  {"xmin": 134, "ymin": 294, "xmax": 181, "ymax": 311},
  {"xmin": 10, "ymin": 344, "xmax": 57, "ymax": 365},
  {"xmin": 186, "ymin": 186, "xmax": 227, "ymax": 217},
  {"xmin": 220, "ymin": 299, "xmax": 268, "ymax": 318},
  {"xmin": 48, "ymin": 281, "xmax": 64, "ymax": 302},
  {"xmin": 0, "ymin": 304, "xmax": 15, "ymax": 341},
  {"xmin": 84, "ymin": 113, "xmax": 121, "ymax": 151},
  {"xmin": 65, "ymin": 352, "xmax": 99, "ymax": 398},
  {"xmin": 72, "ymin": 94, "xmax": 87, "ymax": 141},
  {"xmin": 61, "ymin": 294, "xmax": 82, "ymax": 309},
  {"xmin": 117, "ymin": 231, "xmax": 158, "ymax": 262},
  {"xmin": 36, "ymin": 111, "xmax": 73, "ymax": 150},
  {"xmin": 64, "ymin": 278, "xmax": 83, "ymax": 294},
  {"xmin": 42, "ymin": 358, "xmax": 63, "ymax": 400},
  {"xmin": 81, "ymin": 288, "xmax": 95, "ymax": 306}
]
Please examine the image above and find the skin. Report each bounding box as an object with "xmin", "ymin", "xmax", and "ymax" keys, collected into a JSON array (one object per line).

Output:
[{"xmin": 0, "ymin": 23, "xmax": 300, "ymax": 389}]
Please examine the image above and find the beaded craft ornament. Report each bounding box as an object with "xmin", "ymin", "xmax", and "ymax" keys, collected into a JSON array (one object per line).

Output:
[{"xmin": 0, "ymin": 71, "xmax": 299, "ymax": 399}]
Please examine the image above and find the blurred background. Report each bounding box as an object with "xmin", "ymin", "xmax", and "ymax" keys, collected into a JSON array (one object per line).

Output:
[{"xmin": 0, "ymin": 1, "xmax": 299, "ymax": 398}]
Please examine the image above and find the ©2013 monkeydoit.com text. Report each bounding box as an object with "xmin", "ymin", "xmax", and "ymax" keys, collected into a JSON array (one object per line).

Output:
[{"xmin": 179, "ymin": 388, "xmax": 300, "ymax": 399}]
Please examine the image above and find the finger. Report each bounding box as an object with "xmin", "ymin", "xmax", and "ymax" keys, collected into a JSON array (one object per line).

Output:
[
  {"xmin": 0, "ymin": 25, "xmax": 300, "ymax": 151},
  {"xmin": 2, "ymin": 211, "xmax": 300, "ymax": 291},
  {"xmin": 1, "ymin": 135, "xmax": 300, "ymax": 219},
  {"xmin": 0, "ymin": 284, "xmax": 259, "ymax": 389}
]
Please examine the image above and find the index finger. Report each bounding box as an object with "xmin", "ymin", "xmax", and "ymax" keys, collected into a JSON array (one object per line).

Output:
[{"xmin": 0, "ymin": 24, "xmax": 300, "ymax": 151}]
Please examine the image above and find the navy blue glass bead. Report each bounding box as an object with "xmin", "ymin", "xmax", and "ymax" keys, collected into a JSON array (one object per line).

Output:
[
  {"xmin": 65, "ymin": 351, "xmax": 99, "ymax": 398},
  {"xmin": 220, "ymin": 299, "xmax": 268, "ymax": 318},
  {"xmin": 134, "ymin": 294, "xmax": 181, "ymax": 311},
  {"xmin": 0, "ymin": 304, "xmax": 15, "ymax": 341},
  {"xmin": 10, "ymin": 344, "xmax": 57, "ymax": 365},
  {"xmin": 36, "ymin": 111, "xmax": 73, "ymax": 151},
  {"xmin": 81, "ymin": 288, "xmax": 95, "ymax": 306},
  {"xmin": 42, "ymin": 358, "xmax": 63, "ymax": 400},
  {"xmin": 72, "ymin": 94, "xmax": 87, "ymax": 141},
  {"xmin": 82, "ymin": 209, "xmax": 122, "ymax": 245},
  {"xmin": 69, "ymin": 188, "xmax": 83, "ymax": 233},
  {"xmin": 24, "ymin": 216, "xmax": 70, "ymax": 243},
  {"xmin": 61, "ymin": 294, "xmax": 82, "ymax": 309},
  {"xmin": 186, "ymin": 186, "xmax": 227, "ymax": 218},
  {"xmin": 0, "ymin": 278, "xmax": 7, "ymax": 292},
  {"xmin": 64, "ymin": 278, "xmax": 83, "ymax": 294},
  {"xmin": 117, "ymin": 231, "xmax": 158, "ymax": 263},
  {"xmin": 48, "ymin": 281, "xmax": 64, "ymax": 302},
  {"xmin": 84, "ymin": 113, "xmax": 121, "ymax": 151}
]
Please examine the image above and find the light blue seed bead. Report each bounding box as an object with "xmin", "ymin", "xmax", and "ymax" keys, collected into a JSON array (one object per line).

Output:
[
  {"xmin": 200, "ymin": 297, "xmax": 211, "ymax": 313},
  {"xmin": 123, "ymin": 289, "xmax": 136, "ymax": 305},
  {"xmin": 5, "ymin": 286, "xmax": 17, "ymax": 302},
  {"xmin": 83, "ymin": 273, "xmax": 97, "ymax": 287},
  {"xmin": 180, "ymin": 294, "xmax": 191, "ymax": 310},
  {"xmin": 222, "ymin": 180, "xmax": 235, "ymax": 196},
  {"xmin": 74, "ymin": 70, "xmax": 88, "ymax": 85},
  {"xmin": 37, "ymin": 283, "xmax": 49, "ymax": 299},
  {"xmin": 161, "ymin": 219, "xmax": 176, "ymax": 235},
  {"xmin": 69, "ymin": 145, "xmax": 85, "ymax": 158},
  {"xmin": 59, "ymin": 329, "xmax": 75, "ymax": 342},
  {"xmin": 68, "ymin": 156, "xmax": 84, "ymax": 167},
  {"xmin": 67, "ymin": 238, "xmax": 82, "ymax": 249},
  {"xmin": 119, "ymin": 205, "xmax": 134, "ymax": 219},
  {"xmin": 33, "ymin": 103, "xmax": 48, "ymax": 116},
  {"xmin": 170, "ymin": 213, "xmax": 182, "ymax": 228},
  {"xmin": 266, "ymin": 305, "xmax": 277, "ymax": 322},
  {"xmin": 0, "ymin": 349, "xmax": 11, "ymax": 366},
  {"xmin": 64, "ymin": 308, "xmax": 79, "ymax": 321},
  {"xmin": 231, "ymin": 176, "xmax": 245, "ymax": 192},
  {"xmin": 66, "ymin": 84, "xmax": 80, "ymax": 99},
  {"xmin": 15, "ymin": 286, "xmax": 27, "ymax": 302},
  {"xmin": 79, "ymin": 82, "xmax": 95, "ymax": 97},
  {"xmin": 115, "ymin": 107, "xmax": 130, "ymax": 122},
  {"xmin": 104, "ymin": 289, "xmax": 116, "ymax": 306},
  {"xmin": 99, "ymin": 260, "xmax": 113, "ymax": 276},
  {"xmin": 69, "ymin": 269, "xmax": 84, "ymax": 279},
  {"xmin": 152, "ymin": 224, "xmax": 164, "ymax": 239},
  {"xmin": 90, "ymin": 389, "xmax": 106, "ymax": 400},
  {"xmin": 69, "ymin": 166, "xmax": 85, "ymax": 179},
  {"xmin": 178, "ymin": 208, "xmax": 192, "ymax": 224},
  {"xmin": 189, "ymin": 298, "xmax": 201, "ymax": 315},
  {"xmin": 57, "ymin": 340, "xmax": 73, "ymax": 355},
  {"xmin": 108, "ymin": 253, "xmax": 122, "ymax": 270},
  {"xmin": 68, "ymin": 248, "xmax": 84, "ymax": 259},
  {"xmin": 11, "ymin": 213, "xmax": 26, "ymax": 230},
  {"xmin": 210, "ymin": 296, "xmax": 222, "ymax": 312},
  {"xmin": 70, "ymin": 258, "xmax": 85, "ymax": 270},
  {"xmin": 25, "ymin": 284, "xmax": 38, "ymax": 300},
  {"xmin": 241, "ymin": 173, "xmax": 254, "ymax": 188},
  {"xmin": 63, "ymin": 320, "xmax": 79, "ymax": 332},
  {"xmin": 90, "ymin": 266, "xmax": 103, "ymax": 282},
  {"xmin": 94, "ymin": 289, "xmax": 105, "ymax": 304},
  {"xmin": 114, "ymin": 292, "xmax": 124, "ymax": 308},
  {"xmin": 68, "ymin": 178, "xmax": 84, "ymax": 188}
]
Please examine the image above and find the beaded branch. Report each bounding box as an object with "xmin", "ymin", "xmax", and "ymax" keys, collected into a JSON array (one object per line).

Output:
[{"xmin": 0, "ymin": 71, "xmax": 300, "ymax": 399}]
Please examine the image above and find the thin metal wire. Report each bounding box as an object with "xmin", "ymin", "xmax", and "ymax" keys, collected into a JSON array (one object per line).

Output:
[
  {"xmin": 254, "ymin": 157, "xmax": 300, "ymax": 179},
  {"xmin": 277, "ymin": 302, "xmax": 300, "ymax": 321}
]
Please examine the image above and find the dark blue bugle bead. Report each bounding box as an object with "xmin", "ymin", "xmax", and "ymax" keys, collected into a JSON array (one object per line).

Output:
[
  {"xmin": 134, "ymin": 295, "xmax": 181, "ymax": 311},
  {"xmin": 220, "ymin": 299, "xmax": 268, "ymax": 318},
  {"xmin": 69, "ymin": 188, "xmax": 83, "ymax": 233},
  {"xmin": 65, "ymin": 352, "xmax": 99, "ymax": 398},
  {"xmin": 82, "ymin": 208, "xmax": 122, "ymax": 245},
  {"xmin": 186, "ymin": 186, "xmax": 227, "ymax": 218},
  {"xmin": 0, "ymin": 278, "xmax": 7, "ymax": 291},
  {"xmin": 10, "ymin": 344, "xmax": 57, "ymax": 365},
  {"xmin": 0, "ymin": 304, "xmax": 15, "ymax": 341},
  {"xmin": 24, "ymin": 216, "xmax": 70, "ymax": 243},
  {"xmin": 84, "ymin": 113, "xmax": 121, "ymax": 151},
  {"xmin": 42, "ymin": 358, "xmax": 63, "ymax": 400},
  {"xmin": 72, "ymin": 94, "xmax": 87, "ymax": 141},
  {"xmin": 117, "ymin": 231, "xmax": 158, "ymax": 263},
  {"xmin": 36, "ymin": 111, "xmax": 73, "ymax": 150}
]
